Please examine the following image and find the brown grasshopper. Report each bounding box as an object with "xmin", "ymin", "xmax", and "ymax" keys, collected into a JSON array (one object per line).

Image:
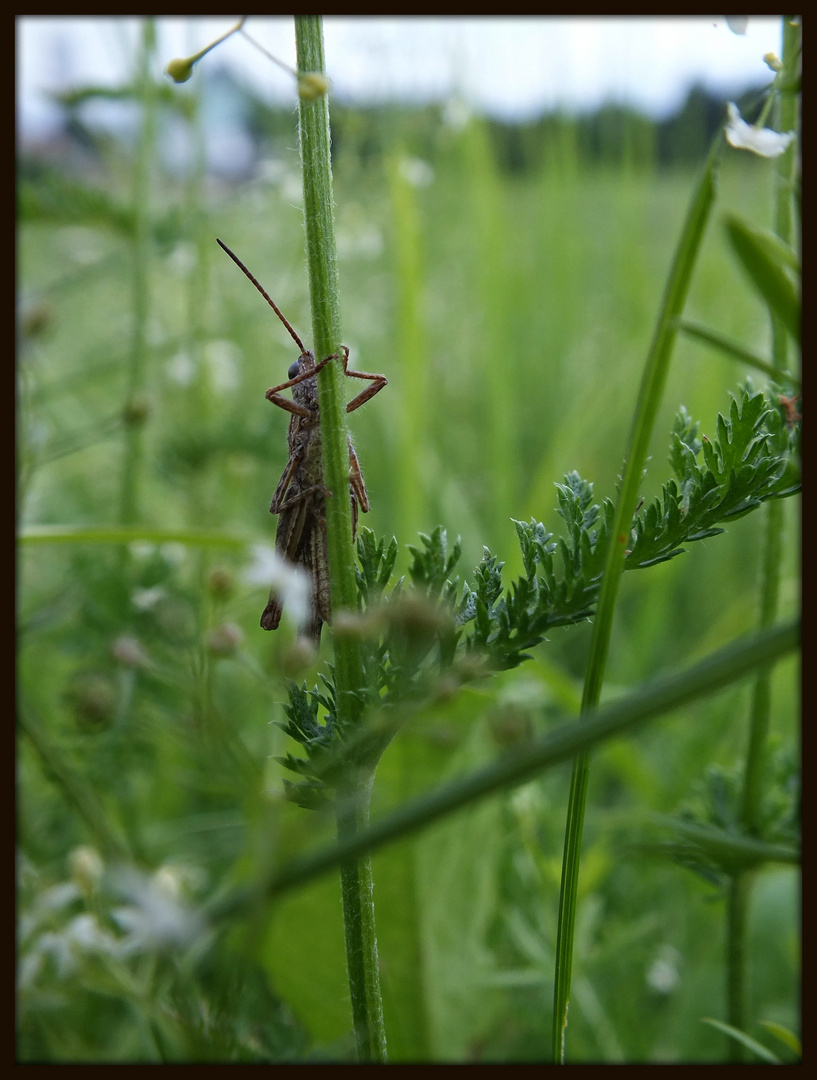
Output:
[{"xmin": 216, "ymin": 239, "xmax": 387, "ymax": 642}]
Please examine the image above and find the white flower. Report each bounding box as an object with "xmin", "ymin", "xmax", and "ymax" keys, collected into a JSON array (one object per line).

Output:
[
  {"xmin": 111, "ymin": 636, "xmax": 150, "ymax": 668},
  {"xmin": 131, "ymin": 585, "xmax": 166, "ymax": 612},
  {"xmin": 204, "ymin": 339, "xmax": 242, "ymax": 393},
  {"xmin": 129, "ymin": 541, "xmax": 157, "ymax": 560},
  {"xmin": 443, "ymin": 97, "xmax": 472, "ymax": 131},
  {"xmin": 167, "ymin": 350, "xmax": 196, "ymax": 386},
  {"xmin": 243, "ymin": 544, "xmax": 312, "ymax": 632},
  {"xmin": 160, "ymin": 543, "xmax": 187, "ymax": 566},
  {"xmin": 725, "ymin": 103, "xmax": 795, "ymax": 158},
  {"xmin": 110, "ymin": 866, "xmax": 203, "ymax": 954},
  {"xmin": 646, "ymin": 945, "xmax": 682, "ymax": 995},
  {"xmin": 167, "ymin": 242, "xmax": 197, "ymax": 276},
  {"xmin": 398, "ymin": 156, "xmax": 434, "ymax": 188},
  {"xmin": 18, "ymin": 915, "xmax": 121, "ymax": 986}
]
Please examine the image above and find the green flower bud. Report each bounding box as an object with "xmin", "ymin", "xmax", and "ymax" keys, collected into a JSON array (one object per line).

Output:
[
  {"xmin": 207, "ymin": 567, "xmax": 235, "ymax": 599},
  {"xmin": 280, "ymin": 635, "xmax": 318, "ymax": 677},
  {"xmin": 165, "ymin": 57, "xmax": 195, "ymax": 84},
  {"xmin": 68, "ymin": 675, "xmax": 117, "ymax": 729},
  {"xmin": 206, "ymin": 623, "xmax": 243, "ymax": 657},
  {"xmin": 123, "ymin": 395, "xmax": 150, "ymax": 427}
]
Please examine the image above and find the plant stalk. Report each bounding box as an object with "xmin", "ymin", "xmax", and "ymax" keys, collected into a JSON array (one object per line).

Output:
[
  {"xmin": 294, "ymin": 16, "xmax": 387, "ymax": 1063},
  {"xmin": 119, "ymin": 19, "xmax": 156, "ymax": 528},
  {"xmin": 728, "ymin": 14, "xmax": 800, "ymax": 1052},
  {"xmin": 551, "ymin": 133, "xmax": 721, "ymax": 1062}
]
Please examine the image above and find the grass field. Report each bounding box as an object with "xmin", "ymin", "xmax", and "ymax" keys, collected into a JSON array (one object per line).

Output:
[{"xmin": 18, "ymin": 73, "xmax": 799, "ymax": 1063}]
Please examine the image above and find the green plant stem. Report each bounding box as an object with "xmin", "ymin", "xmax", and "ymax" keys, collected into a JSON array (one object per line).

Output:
[
  {"xmin": 388, "ymin": 155, "xmax": 427, "ymax": 543},
  {"xmin": 729, "ymin": 15, "xmax": 800, "ymax": 1050},
  {"xmin": 552, "ymin": 134, "xmax": 721, "ymax": 1062},
  {"xmin": 676, "ymin": 319, "xmax": 800, "ymax": 388},
  {"xmin": 726, "ymin": 872, "xmax": 752, "ymax": 1061},
  {"xmin": 119, "ymin": 19, "xmax": 156, "ymax": 528},
  {"xmin": 19, "ymin": 708, "xmax": 131, "ymax": 861},
  {"xmin": 738, "ymin": 15, "xmax": 799, "ymax": 836},
  {"xmin": 337, "ymin": 773, "xmax": 388, "ymax": 1062},
  {"xmin": 294, "ymin": 16, "xmax": 387, "ymax": 1063},
  {"xmin": 19, "ymin": 524, "xmax": 252, "ymax": 548}
]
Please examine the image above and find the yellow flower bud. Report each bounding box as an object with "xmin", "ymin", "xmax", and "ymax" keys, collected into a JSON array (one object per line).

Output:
[
  {"xmin": 763, "ymin": 52, "xmax": 783, "ymax": 73},
  {"xmin": 165, "ymin": 57, "xmax": 195, "ymax": 84}
]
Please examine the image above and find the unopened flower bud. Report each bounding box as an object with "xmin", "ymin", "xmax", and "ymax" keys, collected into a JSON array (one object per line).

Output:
[
  {"xmin": 69, "ymin": 675, "xmax": 117, "ymax": 729},
  {"xmin": 69, "ymin": 846, "xmax": 104, "ymax": 894},
  {"xmin": 165, "ymin": 57, "xmax": 195, "ymax": 83},
  {"xmin": 123, "ymin": 395, "xmax": 150, "ymax": 427},
  {"xmin": 206, "ymin": 623, "xmax": 243, "ymax": 657},
  {"xmin": 153, "ymin": 864, "xmax": 183, "ymax": 901},
  {"xmin": 22, "ymin": 303, "xmax": 54, "ymax": 339},
  {"xmin": 207, "ymin": 567, "xmax": 234, "ymax": 599},
  {"xmin": 763, "ymin": 52, "xmax": 783, "ymax": 73},
  {"xmin": 281, "ymin": 636, "xmax": 318, "ymax": 676},
  {"xmin": 112, "ymin": 635, "xmax": 150, "ymax": 668}
]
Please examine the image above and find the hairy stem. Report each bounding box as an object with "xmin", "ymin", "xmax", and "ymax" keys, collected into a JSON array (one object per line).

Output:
[{"xmin": 294, "ymin": 16, "xmax": 387, "ymax": 1063}]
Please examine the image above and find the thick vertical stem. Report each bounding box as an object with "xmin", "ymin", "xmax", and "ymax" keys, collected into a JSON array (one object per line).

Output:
[
  {"xmin": 293, "ymin": 17, "xmax": 387, "ymax": 1062},
  {"xmin": 337, "ymin": 774, "xmax": 388, "ymax": 1062}
]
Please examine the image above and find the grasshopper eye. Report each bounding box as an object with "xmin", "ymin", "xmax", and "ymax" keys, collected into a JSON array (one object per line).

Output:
[{"xmin": 288, "ymin": 360, "xmax": 300, "ymax": 380}]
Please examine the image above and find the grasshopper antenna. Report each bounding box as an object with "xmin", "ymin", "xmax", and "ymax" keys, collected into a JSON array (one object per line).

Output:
[{"xmin": 216, "ymin": 238, "xmax": 306, "ymax": 354}]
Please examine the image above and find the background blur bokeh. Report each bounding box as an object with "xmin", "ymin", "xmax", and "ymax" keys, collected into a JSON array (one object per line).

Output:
[{"xmin": 17, "ymin": 17, "xmax": 799, "ymax": 1063}]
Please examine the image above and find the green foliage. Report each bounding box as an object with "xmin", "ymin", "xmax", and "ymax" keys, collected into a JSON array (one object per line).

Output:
[
  {"xmin": 668, "ymin": 742, "xmax": 800, "ymax": 885},
  {"xmin": 627, "ymin": 386, "xmax": 798, "ymax": 570},
  {"xmin": 275, "ymin": 387, "xmax": 800, "ymax": 805},
  {"xmin": 18, "ymin": 16, "xmax": 800, "ymax": 1060}
]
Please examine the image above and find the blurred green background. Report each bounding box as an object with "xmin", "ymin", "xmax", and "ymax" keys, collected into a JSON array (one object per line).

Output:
[{"xmin": 17, "ymin": 20, "xmax": 799, "ymax": 1063}]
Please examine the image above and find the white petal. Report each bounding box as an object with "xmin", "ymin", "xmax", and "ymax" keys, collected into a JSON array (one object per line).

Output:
[
  {"xmin": 243, "ymin": 544, "xmax": 312, "ymax": 630},
  {"xmin": 725, "ymin": 102, "xmax": 796, "ymax": 158}
]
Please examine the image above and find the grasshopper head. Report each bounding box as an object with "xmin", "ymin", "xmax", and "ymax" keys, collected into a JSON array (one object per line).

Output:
[{"xmin": 289, "ymin": 350, "xmax": 316, "ymax": 380}]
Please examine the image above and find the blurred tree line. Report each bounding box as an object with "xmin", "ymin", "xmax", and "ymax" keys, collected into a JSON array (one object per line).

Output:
[{"xmin": 20, "ymin": 71, "xmax": 768, "ymax": 188}]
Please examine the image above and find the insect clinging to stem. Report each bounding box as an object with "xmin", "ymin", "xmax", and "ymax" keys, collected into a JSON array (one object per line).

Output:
[{"xmin": 216, "ymin": 238, "xmax": 387, "ymax": 643}]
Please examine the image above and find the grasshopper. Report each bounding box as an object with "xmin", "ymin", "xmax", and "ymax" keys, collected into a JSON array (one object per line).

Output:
[{"xmin": 217, "ymin": 239, "xmax": 387, "ymax": 642}]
